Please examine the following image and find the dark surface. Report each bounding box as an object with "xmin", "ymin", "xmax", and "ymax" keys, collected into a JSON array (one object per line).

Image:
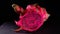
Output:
[{"xmin": 0, "ymin": 22, "xmax": 31, "ymax": 34}]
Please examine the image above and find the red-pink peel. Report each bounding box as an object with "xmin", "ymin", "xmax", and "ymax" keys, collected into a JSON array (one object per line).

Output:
[{"xmin": 13, "ymin": 4, "xmax": 50, "ymax": 32}]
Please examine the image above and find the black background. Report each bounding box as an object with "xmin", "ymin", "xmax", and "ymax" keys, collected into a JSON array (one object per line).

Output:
[{"xmin": 0, "ymin": 0, "xmax": 60, "ymax": 34}]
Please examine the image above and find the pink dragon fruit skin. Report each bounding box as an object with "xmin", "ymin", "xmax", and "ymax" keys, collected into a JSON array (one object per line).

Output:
[{"xmin": 13, "ymin": 4, "xmax": 50, "ymax": 32}]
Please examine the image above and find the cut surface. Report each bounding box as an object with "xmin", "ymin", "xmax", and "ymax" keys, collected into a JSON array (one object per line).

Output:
[{"xmin": 21, "ymin": 11, "xmax": 43, "ymax": 31}]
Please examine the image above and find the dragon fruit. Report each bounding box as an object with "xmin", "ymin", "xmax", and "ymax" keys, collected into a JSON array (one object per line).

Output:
[{"xmin": 12, "ymin": 4, "xmax": 50, "ymax": 32}]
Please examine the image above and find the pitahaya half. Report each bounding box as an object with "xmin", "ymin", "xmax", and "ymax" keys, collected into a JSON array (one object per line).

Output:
[{"xmin": 12, "ymin": 4, "xmax": 50, "ymax": 32}]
